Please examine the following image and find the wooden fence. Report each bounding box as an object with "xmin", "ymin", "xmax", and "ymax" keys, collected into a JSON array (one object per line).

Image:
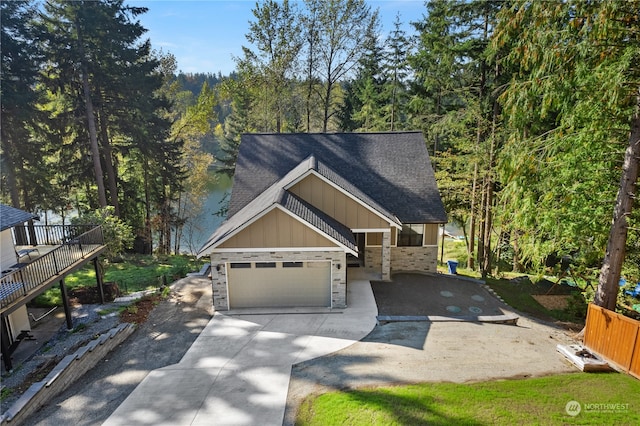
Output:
[{"xmin": 584, "ymin": 303, "xmax": 640, "ymax": 379}]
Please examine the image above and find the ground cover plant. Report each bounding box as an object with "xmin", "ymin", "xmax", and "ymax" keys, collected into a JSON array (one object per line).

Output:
[
  {"xmin": 296, "ymin": 373, "xmax": 640, "ymax": 425},
  {"xmin": 34, "ymin": 254, "xmax": 205, "ymax": 306},
  {"xmin": 438, "ymin": 237, "xmax": 592, "ymax": 325}
]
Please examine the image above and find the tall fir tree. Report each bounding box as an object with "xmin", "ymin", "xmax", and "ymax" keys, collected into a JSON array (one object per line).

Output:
[{"xmin": 1, "ymin": 0, "xmax": 47, "ymax": 210}]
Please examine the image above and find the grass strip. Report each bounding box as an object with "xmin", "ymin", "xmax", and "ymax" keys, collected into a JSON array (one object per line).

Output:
[{"xmin": 296, "ymin": 373, "xmax": 639, "ymax": 425}]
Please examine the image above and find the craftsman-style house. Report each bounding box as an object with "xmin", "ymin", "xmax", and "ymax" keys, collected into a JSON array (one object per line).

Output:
[{"xmin": 198, "ymin": 132, "xmax": 447, "ymax": 311}]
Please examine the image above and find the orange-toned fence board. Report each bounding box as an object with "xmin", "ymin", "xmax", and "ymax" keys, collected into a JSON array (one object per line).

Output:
[{"xmin": 584, "ymin": 304, "xmax": 640, "ymax": 379}]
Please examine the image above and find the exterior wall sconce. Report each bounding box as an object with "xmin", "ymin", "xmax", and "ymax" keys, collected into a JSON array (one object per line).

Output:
[
  {"xmin": 336, "ymin": 263, "xmax": 341, "ymax": 270},
  {"xmin": 216, "ymin": 264, "xmax": 221, "ymax": 272}
]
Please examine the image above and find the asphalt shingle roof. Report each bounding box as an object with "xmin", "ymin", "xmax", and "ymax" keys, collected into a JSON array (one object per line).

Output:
[
  {"xmin": 0, "ymin": 204, "xmax": 39, "ymax": 232},
  {"xmin": 229, "ymin": 132, "xmax": 447, "ymax": 223},
  {"xmin": 198, "ymin": 156, "xmax": 358, "ymax": 256},
  {"xmin": 198, "ymin": 132, "xmax": 448, "ymax": 257}
]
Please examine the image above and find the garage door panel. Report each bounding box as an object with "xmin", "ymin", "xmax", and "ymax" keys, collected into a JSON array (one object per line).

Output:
[{"xmin": 228, "ymin": 261, "xmax": 330, "ymax": 308}]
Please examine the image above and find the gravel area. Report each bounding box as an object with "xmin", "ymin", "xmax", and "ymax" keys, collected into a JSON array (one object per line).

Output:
[
  {"xmin": 284, "ymin": 314, "xmax": 579, "ymax": 425},
  {"xmin": 1, "ymin": 302, "xmax": 123, "ymax": 409}
]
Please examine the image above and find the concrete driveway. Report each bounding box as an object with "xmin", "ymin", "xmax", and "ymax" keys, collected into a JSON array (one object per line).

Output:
[{"xmin": 103, "ymin": 273, "xmax": 378, "ymax": 426}]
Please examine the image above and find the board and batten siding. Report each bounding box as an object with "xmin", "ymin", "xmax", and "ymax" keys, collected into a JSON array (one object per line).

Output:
[
  {"xmin": 289, "ymin": 174, "xmax": 389, "ymax": 229},
  {"xmin": 424, "ymin": 224, "xmax": 439, "ymax": 246},
  {"xmin": 218, "ymin": 208, "xmax": 337, "ymax": 249}
]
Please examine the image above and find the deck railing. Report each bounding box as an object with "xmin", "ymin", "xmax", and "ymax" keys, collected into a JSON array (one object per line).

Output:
[
  {"xmin": 17, "ymin": 224, "xmax": 102, "ymax": 246},
  {"xmin": 1, "ymin": 225, "xmax": 104, "ymax": 310}
]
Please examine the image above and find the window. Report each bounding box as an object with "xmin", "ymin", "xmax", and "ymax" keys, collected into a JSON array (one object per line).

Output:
[
  {"xmin": 283, "ymin": 261, "xmax": 303, "ymax": 268},
  {"xmin": 230, "ymin": 262, "xmax": 251, "ymax": 269},
  {"xmin": 255, "ymin": 262, "xmax": 276, "ymax": 268},
  {"xmin": 397, "ymin": 224, "xmax": 424, "ymax": 247}
]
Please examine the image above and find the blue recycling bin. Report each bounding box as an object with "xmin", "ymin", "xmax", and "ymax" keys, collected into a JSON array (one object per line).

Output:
[{"xmin": 447, "ymin": 260, "xmax": 458, "ymax": 274}]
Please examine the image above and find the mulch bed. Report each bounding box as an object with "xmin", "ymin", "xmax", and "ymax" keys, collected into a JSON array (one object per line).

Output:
[
  {"xmin": 68, "ymin": 283, "xmax": 121, "ymax": 305},
  {"xmin": 531, "ymin": 294, "xmax": 571, "ymax": 310},
  {"xmin": 120, "ymin": 295, "xmax": 162, "ymax": 324}
]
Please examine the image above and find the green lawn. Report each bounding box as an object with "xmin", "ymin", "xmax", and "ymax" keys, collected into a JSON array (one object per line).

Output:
[
  {"xmin": 35, "ymin": 254, "xmax": 206, "ymax": 306},
  {"xmin": 296, "ymin": 373, "xmax": 640, "ymax": 425}
]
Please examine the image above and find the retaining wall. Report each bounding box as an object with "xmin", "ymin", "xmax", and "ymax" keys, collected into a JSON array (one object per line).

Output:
[{"xmin": 1, "ymin": 323, "xmax": 136, "ymax": 426}]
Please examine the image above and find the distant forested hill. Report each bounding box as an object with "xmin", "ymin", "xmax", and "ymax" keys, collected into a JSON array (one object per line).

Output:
[{"xmin": 176, "ymin": 72, "xmax": 234, "ymax": 96}]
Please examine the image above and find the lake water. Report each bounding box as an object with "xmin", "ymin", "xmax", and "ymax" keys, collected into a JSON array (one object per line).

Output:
[
  {"xmin": 178, "ymin": 171, "xmax": 232, "ymax": 254},
  {"xmin": 37, "ymin": 171, "xmax": 231, "ymax": 255}
]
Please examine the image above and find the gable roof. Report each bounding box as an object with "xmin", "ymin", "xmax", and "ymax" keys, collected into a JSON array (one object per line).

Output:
[
  {"xmin": 228, "ymin": 132, "xmax": 447, "ymax": 224},
  {"xmin": 0, "ymin": 204, "xmax": 39, "ymax": 232},
  {"xmin": 198, "ymin": 157, "xmax": 358, "ymax": 256},
  {"xmin": 286, "ymin": 155, "xmax": 402, "ymax": 228}
]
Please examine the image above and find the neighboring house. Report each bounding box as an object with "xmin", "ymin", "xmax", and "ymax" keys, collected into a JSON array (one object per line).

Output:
[
  {"xmin": 198, "ymin": 132, "xmax": 447, "ymax": 311},
  {"xmin": 1, "ymin": 204, "xmax": 106, "ymax": 370}
]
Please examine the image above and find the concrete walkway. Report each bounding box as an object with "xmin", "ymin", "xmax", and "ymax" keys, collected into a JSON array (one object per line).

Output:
[{"xmin": 103, "ymin": 273, "xmax": 378, "ymax": 426}]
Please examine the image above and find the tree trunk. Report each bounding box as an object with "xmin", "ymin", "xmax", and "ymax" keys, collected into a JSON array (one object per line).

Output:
[
  {"xmin": 594, "ymin": 113, "xmax": 640, "ymax": 311},
  {"xmin": 143, "ymin": 160, "xmax": 152, "ymax": 252},
  {"xmin": 2, "ymin": 144, "xmax": 22, "ymax": 208},
  {"xmin": 322, "ymin": 80, "xmax": 332, "ymax": 132},
  {"xmin": 512, "ymin": 230, "xmax": 522, "ymax": 273},
  {"xmin": 468, "ymin": 161, "xmax": 478, "ymax": 270},
  {"xmin": 477, "ymin": 175, "xmax": 487, "ymax": 274},
  {"xmin": 481, "ymin": 100, "xmax": 499, "ymax": 277},
  {"xmin": 98, "ymin": 108, "xmax": 120, "ymax": 216},
  {"xmin": 81, "ymin": 68, "xmax": 107, "ymax": 208},
  {"xmin": 76, "ymin": 20, "xmax": 107, "ymax": 208},
  {"xmin": 482, "ymin": 176, "xmax": 493, "ymax": 277}
]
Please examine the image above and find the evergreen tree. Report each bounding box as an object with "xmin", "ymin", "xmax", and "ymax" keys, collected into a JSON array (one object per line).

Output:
[
  {"xmin": 494, "ymin": 0, "xmax": 640, "ymax": 308},
  {"xmin": 346, "ymin": 18, "xmax": 386, "ymax": 131},
  {"xmin": 41, "ymin": 0, "xmax": 179, "ymax": 253},
  {"xmin": 1, "ymin": 0, "xmax": 46, "ymax": 210},
  {"xmin": 383, "ymin": 14, "xmax": 411, "ymax": 131},
  {"xmin": 214, "ymin": 77, "xmax": 252, "ymax": 177},
  {"xmin": 409, "ymin": 0, "xmax": 505, "ymax": 275}
]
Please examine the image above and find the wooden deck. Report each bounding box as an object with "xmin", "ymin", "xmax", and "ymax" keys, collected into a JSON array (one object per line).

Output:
[{"xmin": 1, "ymin": 226, "xmax": 106, "ymax": 316}]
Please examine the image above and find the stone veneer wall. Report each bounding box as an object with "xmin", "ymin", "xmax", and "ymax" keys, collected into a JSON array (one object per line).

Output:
[
  {"xmin": 365, "ymin": 245, "xmax": 438, "ymax": 276},
  {"xmin": 390, "ymin": 246, "xmax": 438, "ymax": 273},
  {"xmin": 364, "ymin": 247, "xmax": 382, "ymax": 274},
  {"xmin": 209, "ymin": 250, "xmax": 347, "ymax": 311}
]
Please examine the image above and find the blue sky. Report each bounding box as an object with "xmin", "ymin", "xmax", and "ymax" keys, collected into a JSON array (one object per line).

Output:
[{"xmin": 128, "ymin": 0, "xmax": 427, "ymax": 75}]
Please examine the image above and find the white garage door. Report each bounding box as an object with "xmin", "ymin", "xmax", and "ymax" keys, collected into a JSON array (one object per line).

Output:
[{"xmin": 227, "ymin": 261, "xmax": 331, "ymax": 308}]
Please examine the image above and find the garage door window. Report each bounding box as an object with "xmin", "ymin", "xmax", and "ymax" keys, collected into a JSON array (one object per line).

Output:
[
  {"xmin": 283, "ymin": 261, "xmax": 303, "ymax": 268},
  {"xmin": 230, "ymin": 263, "xmax": 251, "ymax": 269},
  {"xmin": 256, "ymin": 262, "xmax": 276, "ymax": 268}
]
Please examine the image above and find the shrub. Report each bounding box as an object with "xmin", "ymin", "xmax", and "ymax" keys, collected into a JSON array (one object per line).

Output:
[{"xmin": 71, "ymin": 207, "xmax": 134, "ymax": 261}]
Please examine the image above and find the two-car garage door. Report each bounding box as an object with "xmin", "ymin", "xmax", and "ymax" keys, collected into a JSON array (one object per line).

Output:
[{"xmin": 227, "ymin": 261, "xmax": 331, "ymax": 308}]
